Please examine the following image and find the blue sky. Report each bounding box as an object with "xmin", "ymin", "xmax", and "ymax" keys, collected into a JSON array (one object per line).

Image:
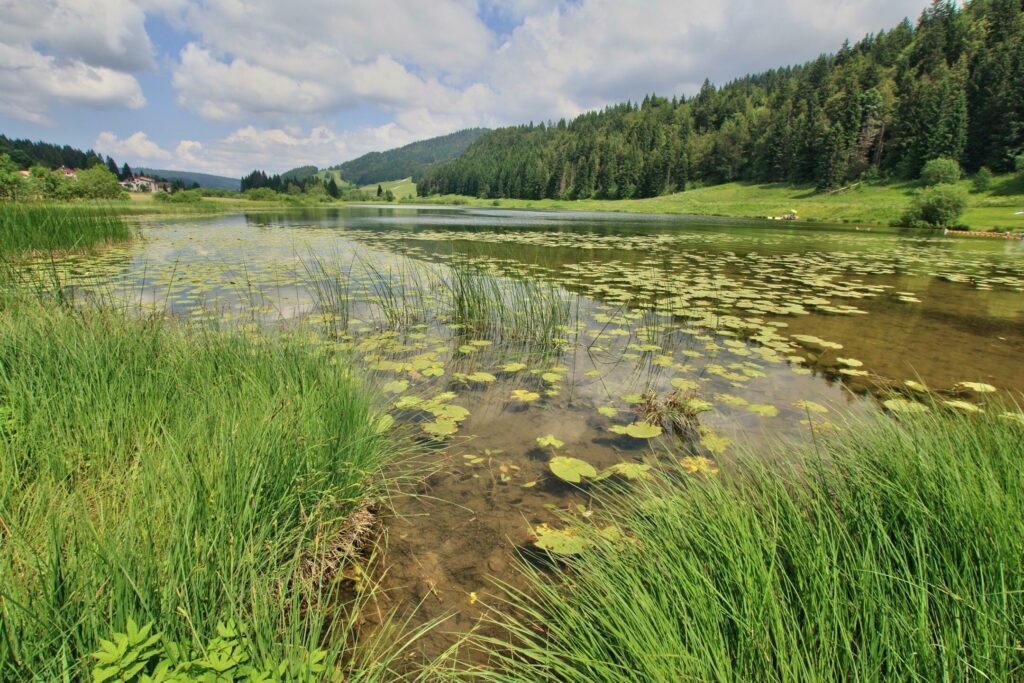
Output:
[{"xmin": 0, "ymin": 0, "xmax": 932, "ymax": 178}]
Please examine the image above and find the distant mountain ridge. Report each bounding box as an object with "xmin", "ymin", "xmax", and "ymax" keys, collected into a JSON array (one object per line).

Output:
[
  {"xmin": 136, "ymin": 168, "xmax": 240, "ymax": 190},
  {"xmin": 327, "ymin": 128, "xmax": 488, "ymax": 185}
]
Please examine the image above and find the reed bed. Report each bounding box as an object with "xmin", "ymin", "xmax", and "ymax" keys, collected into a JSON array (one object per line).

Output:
[{"xmin": 0, "ymin": 203, "xmax": 132, "ymax": 256}]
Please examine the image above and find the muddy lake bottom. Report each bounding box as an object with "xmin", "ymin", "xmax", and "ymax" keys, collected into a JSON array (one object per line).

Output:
[{"xmin": 31, "ymin": 206, "xmax": 1024, "ymax": 663}]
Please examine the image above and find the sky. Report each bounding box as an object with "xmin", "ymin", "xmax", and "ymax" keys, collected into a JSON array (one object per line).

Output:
[{"xmin": 0, "ymin": 0, "xmax": 935, "ymax": 178}]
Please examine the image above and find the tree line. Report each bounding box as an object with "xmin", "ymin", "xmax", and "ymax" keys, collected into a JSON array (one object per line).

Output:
[
  {"xmin": 240, "ymin": 169, "xmax": 345, "ymax": 198},
  {"xmin": 418, "ymin": 0, "xmax": 1024, "ymax": 200}
]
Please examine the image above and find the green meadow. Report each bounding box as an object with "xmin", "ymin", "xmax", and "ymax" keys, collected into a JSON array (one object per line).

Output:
[
  {"xmin": 414, "ymin": 175, "xmax": 1024, "ymax": 232},
  {"xmin": 360, "ymin": 177, "xmax": 418, "ymax": 200}
]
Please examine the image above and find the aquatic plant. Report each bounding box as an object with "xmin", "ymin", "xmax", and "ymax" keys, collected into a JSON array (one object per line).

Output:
[
  {"xmin": 445, "ymin": 259, "xmax": 572, "ymax": 346},
  {"xmin": 465, "ymin": 411, "xmax": 1024, "ymax": 681}
]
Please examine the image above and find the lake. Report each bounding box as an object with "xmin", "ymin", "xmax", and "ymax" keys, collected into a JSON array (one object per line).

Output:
[{"xmin": 36, "ymin": 205, "xmax": 1024, "ymax": 656}]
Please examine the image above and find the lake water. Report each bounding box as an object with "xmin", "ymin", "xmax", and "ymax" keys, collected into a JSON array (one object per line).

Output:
[{"xmin": 38, "ymin": 205, "xmax": 1024, "ymax": 657}]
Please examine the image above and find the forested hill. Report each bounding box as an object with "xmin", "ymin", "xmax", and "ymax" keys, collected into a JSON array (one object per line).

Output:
[
  {"xmin": 0, "ymin": 134, "xmax": 106, "ymax": 171},
  {"xmin": 332, "ymin": 128, "xmax": 488, "ymax": 185},
  {"xmin": 418, "ymin": 0, "xmax": 1024, "ymax": 200}
]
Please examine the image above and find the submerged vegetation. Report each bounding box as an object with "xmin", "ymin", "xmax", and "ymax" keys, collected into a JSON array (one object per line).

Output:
[{"xmin": 462, "ymin": 411, "xmax": 1024, "ymax": 681}]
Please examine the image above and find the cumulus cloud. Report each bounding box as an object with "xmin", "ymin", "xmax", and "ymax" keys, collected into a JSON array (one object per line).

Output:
[
  {"xmin": 95, "ymin": 131, "xmax": 172, "ymax": 161},
  {"xmin": 168, "ymin": 0, "xmax": 499, "ymax": 124},
  {"xmin": 0, "ymin": 44, "xmax": 145, "ymax": 123},
  {"xmin": 0, "ymin": 0, "xmax": 152, "ymax": 122},
  {"xmin": 485, "ymin": 0, "xmax": 932, "ymax": 122},
  {"xmin": 163, "ymin": 0, "xmax": 930, "ymax": 142}
]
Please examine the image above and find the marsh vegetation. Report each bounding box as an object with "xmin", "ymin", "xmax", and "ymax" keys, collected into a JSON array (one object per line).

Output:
[{"xmin": 1, "ymin": 204, "xmax": 1022, "ymax": 679}]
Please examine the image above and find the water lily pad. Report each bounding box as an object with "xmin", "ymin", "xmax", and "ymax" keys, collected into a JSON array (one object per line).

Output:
[
  {"xmin": 382, "ymin": 379, "xmax": 408, "ymax": 394},
  {"xmin": 699, "ymin": 432, "xmax": 732, "ymax": 456},
  {"xmin": 429, "ymin": 403, "xmax": 470, "ymax": 421},
  {"xmin": 549, "ymin": 456, "xmax": 596, "ymax": 483},
  {"xmin": 670, "ymin": 378, "xmax": 698, "ymax": 392},
  {"xmin": 621, "ymin": 422, "xmax": 662, "ymax": 439},
  {"xmin": 501, "ymin": 362, "xmax": 528, "ymax": 372},
  {"xmin": 883, "ymin": 398, "xmax": 928, "ymax": 414},
  {"xmin": 943, "ymin": 400, "xmax": 983, "ymax": 414},
  {"xmin": 954, "ymin": 382, "xmax": 997, "ymax": 394},
  {"xmin": 903, "ymin": 380, "xmax": 929, "ymax": 392},
  {"xmin": 747, "ymin": 404, "xmax": 778, "ymax": 417},
  {"xmin": 684, "ymin": 398, "xmax": 714, "ymax": 414},
  {"xmin": 601, "ymin": 462, "xmax": 651, "ymax": 481},
  {"xmin": 422, "ymin": 419, "xmax": 458, "ymax": 438},
  {"xmin": 510, "ymin": 389, "xmax": 540, "ymax": 402},
  {"xmin": 536, "ymin": 434, "xmax": 565, "ymax": 449},
  {"xmin": 393, "ymin": 395, "xmax": 423, "ymax": 410},
  {"xmin": 466, "ymin": 372, "xmax": 496, "ymax": 383},
  {"xmin": 793, "ymin": 400, "xmax": 828, "ymax": 414},
  {"xmin": 597, "ymin": 406, "xmax": 619, "ymax": 417},
  {"xmin": 680, "ymin": 456, "xmax": 719, "ymax": 476},
  {"xmin": 533, "ymin": 524, "xmax": 589, "ymax": 555}
]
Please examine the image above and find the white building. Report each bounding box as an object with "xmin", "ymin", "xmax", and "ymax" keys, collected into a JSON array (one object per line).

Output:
[{"xmin": 119, "ymin": 176, "xmax": 169, "ymax": 192}]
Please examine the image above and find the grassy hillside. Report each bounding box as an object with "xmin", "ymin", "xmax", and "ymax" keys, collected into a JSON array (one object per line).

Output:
[
  {"xmin": 415, "ymin": 175, "xmax": 1024, "ymax": 231},
  {"xmin": 332, "ymin": 128, "xmax": 487, "ymax": 185},
  {"xmin": 360, "ymin": 177, "xmax": 417, "ymax": 199}
]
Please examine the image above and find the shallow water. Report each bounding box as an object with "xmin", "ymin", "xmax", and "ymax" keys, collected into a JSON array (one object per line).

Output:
[{"xmin": 31, "ymin": 206, "xmax": 1024, "ymax": 660}]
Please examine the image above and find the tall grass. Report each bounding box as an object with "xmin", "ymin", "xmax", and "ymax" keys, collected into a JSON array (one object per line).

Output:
[
  {"xmin": 0, "ymin": 203, "xmax": 132, "ymax": 255},
  {"xmin": 301, "ymin": 253, "xmax": 573, "ymax": 347},
  {"xmin": 463, "ymin": 412, "xmax": 1024, "ymax": 681},
  {"xmin": 446, "ymin": 260, "xmax": 572, "ymax": 345},
  {"xmin": 0, "ymin": 297, "xmax": 404, "ymax": 679}
]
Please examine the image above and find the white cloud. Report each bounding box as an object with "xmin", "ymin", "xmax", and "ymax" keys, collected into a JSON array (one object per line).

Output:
[
  {"xmin": 0, "ymin": 0, "xmax": 152, "ymax": 122},
  {"xmin": 168, "ymin": 0, "xmax": 499, "ymax": 125},
  {"xmin": 0, "ymin": 43, "xmax": 145, "ymax": 123},
  {"xmin": 163, "ymin": 0, "xmax": 931, "ymax": 149},
  {"xmin": 95, "ymin": 131, "xmax": 172, "ymax": 161},
  {"xmin": 485, "ymin": 0, "xmax": 932, "ymax": 123}
]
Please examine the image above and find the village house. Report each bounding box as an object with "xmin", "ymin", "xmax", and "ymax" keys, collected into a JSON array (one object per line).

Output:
[{"xmin": 119, "ymin": 175, "xmax": 170, "ymax": 192}]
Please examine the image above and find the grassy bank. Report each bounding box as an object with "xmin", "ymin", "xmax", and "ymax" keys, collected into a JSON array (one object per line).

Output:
[
  {"xmin": 413, "ymin": 175, "xmax": 1024, "ymax": 231},
  {"xmin": 463, "ymin": 411, "xmax": 1024, "ymax": 681},
  {"xmin": 0, "ymin": 296, "xmax": 404, "ymax": 680},
  {"xmin": 0, "ymin": 203, "xmax": 132, "ymax": 255}
]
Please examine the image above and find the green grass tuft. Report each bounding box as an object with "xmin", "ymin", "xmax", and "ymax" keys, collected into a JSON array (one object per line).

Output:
[
  {"xmin": 0, "ymin": 203, "xmax": 132, "ymax": 256},
  {"xmin": 463, "ymin": 412, "xmax": 1024, "ymax": 681},
  {"xmin": 0, "ymin": 298, "xmax": 398, "ymax": 679}
]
